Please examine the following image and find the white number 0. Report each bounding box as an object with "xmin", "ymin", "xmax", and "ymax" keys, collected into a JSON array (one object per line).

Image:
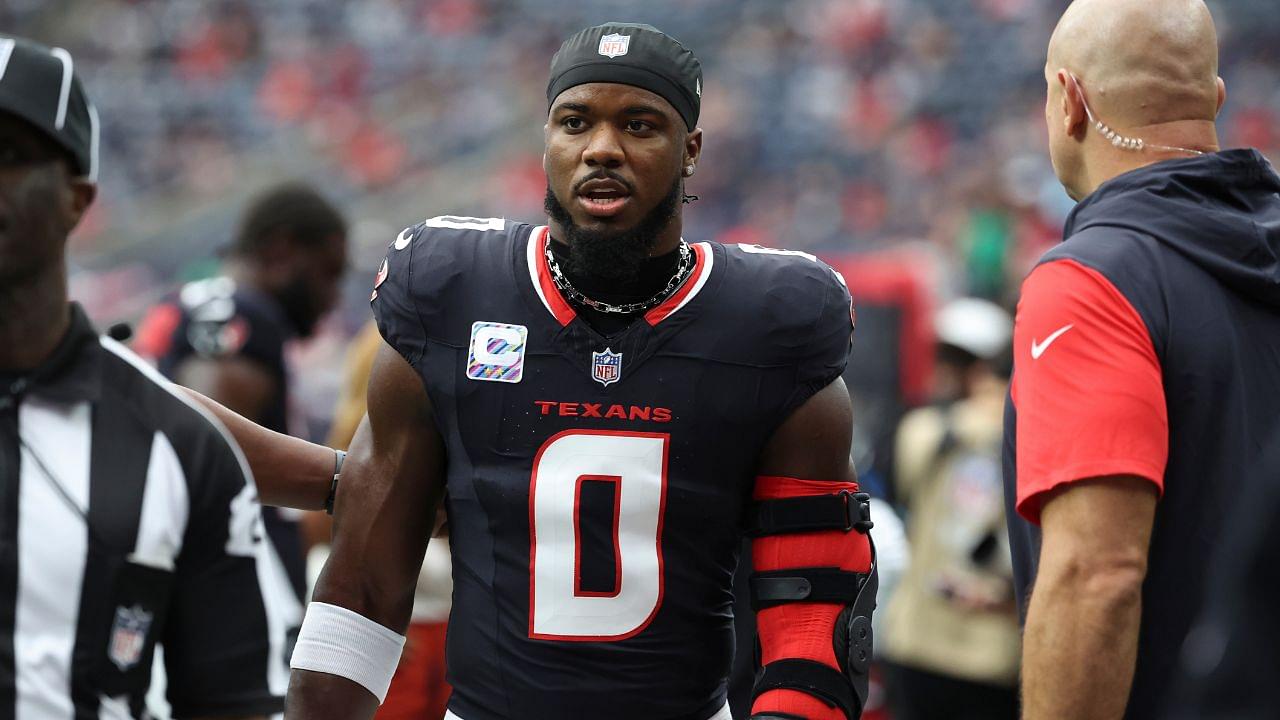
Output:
[{"xmin": 529, "ymin": 431, "xmax": 668, "ymax": 641}]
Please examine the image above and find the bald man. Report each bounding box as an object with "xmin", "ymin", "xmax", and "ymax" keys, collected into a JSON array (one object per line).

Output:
[{"xmin": 1002, "ymin": 0, "xmax": 1280, "ymax": 718}]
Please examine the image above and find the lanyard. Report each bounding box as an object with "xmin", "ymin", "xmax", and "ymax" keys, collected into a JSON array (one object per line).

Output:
[{"xmin": 2, "ymin": 390, "xmax": 120, "ymax": 557}]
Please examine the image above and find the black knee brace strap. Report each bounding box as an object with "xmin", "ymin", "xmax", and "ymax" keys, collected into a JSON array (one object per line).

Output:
[{"xmin": 745, "ymin": 490, "xmax": 873, "ymax": 537}]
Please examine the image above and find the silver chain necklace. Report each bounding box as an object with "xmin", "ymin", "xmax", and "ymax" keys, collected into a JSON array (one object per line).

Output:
[{"xmin": 545, "ymin": 239, "xmax": 693, "ymax": 315}]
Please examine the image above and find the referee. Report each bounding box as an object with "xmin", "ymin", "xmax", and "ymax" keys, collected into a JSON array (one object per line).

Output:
[{"xmin": 0, "ymin": 35, "xmax": 298, "ymax": 718}]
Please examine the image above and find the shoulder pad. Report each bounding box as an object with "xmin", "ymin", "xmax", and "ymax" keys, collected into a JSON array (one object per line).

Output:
[
  {"xmin": 722, "ymin": 242, "xmax": 852, "ymax": 329},
  {"xmin": 372, "ymin": 215, "xmax": 523, "ymax": 367},
  {"xmin": 727, "ymin": 243, "xmax": 849, "ymax": 290},
  {"xmin": 389, "ymin": 215, "xmax": 508, "ymax": 251},
  {"xmin": 720, "ymin": 243, "xmax": 854, "ymax": 416}
]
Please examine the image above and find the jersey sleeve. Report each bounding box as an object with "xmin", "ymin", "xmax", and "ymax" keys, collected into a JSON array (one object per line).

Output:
[
  {"xmin": 1011, "ymin": 258, "xmax": 1168, "ymax": 524},
  {"xmin": 371, "ymin": 222, "xmax": 430, "ymax": 368},
  {"xmin": 782, "ymin": 262, "xmax": 855, "ymax": 418},
  {"xmin": 163, "ymin": 425, "xmax": 294, "ymax": 717}
]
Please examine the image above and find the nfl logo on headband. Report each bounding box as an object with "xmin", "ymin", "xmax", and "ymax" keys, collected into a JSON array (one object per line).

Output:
[
  {"xmin": 547, "ymin": 23, "xmax": 702, "ymax": 131},
  {"xmin": 598, "ymin": 33, "xmax": 630, "ymax": 58}
]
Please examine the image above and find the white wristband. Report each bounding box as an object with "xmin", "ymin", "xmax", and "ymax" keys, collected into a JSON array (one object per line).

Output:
[{"xmin": 290, "ymin": 602, "xmax": 407, "ymax": 703}]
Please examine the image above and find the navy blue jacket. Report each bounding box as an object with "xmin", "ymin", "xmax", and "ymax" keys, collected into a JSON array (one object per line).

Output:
[{"xmin": 1004, "ymin": 149, "xmax": 1280, "ymax": 718}]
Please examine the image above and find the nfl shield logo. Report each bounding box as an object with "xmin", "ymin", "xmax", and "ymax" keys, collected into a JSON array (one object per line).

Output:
[
  {"xmin": 108, "ymin": 605, "xmax": 153, "ymax": 671},
  {"xmin": 598, "ymin": 33, "xmax": 631, "ymax": 59},
  {"xmin": 592, "ymin": 348, "xmax": 623, "ymax": 387}
]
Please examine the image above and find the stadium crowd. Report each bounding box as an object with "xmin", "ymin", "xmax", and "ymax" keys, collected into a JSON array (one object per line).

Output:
[{"xmin": 23, "ymin": 0, "xmax": 1280, "ymax": 321}]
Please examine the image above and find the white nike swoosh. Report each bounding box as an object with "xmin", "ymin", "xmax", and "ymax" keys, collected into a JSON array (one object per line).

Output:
[
  {"xmin": 393, "ymin": 228, "xmax": 414, "ymax": 250},
  {"xmin": 1031, "ymin": 324, "xmax": 1075, "ymax": 359}
]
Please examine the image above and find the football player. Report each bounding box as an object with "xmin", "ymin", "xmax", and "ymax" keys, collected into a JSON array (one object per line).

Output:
[
  {"xmin": 136, "ymin": 182, "xmax": 348, "ymax": 602},
  {"xmin": 197, "ymin": 23, "xmax": 876, "ymax": 720}
]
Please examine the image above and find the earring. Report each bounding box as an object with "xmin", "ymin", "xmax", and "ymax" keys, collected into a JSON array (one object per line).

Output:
[{"xmin": 683, "ymin": 165, "xmax": 696, "ymax": 177}]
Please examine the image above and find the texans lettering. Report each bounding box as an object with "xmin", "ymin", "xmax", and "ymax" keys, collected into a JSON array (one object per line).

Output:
[{"xmin": 534, "ymin": 401, "xmax": 673, "ymax": 423}]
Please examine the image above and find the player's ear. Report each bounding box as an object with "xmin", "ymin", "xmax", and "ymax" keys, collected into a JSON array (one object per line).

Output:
[
  {"xmin": 65, "ymin": 177, "xmax": 96, "ymax": 234},
  {"xmin": 1215, "ymin": 77, "xmax": 1227, "ymax": 116},
  {"xmin": 683, "ymin": 127, "xmax": 703, "ymax": 170}
]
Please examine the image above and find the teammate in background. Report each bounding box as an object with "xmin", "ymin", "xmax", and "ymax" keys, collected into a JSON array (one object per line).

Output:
[
  {"xmin": 320, "ymin": 322, "xmax": 452, "ymax": 720},
  {"xmin": 136, "ymin": 182, "xmax": 348, "ymax": 601},
  {"xmin": 190, "ymin": 22, "xmax": 877, "ymax": 720},
  {"xmin": 0, "ymin": 34, "xmax": 296, "ymax": 718},
  {"xmin": 1005, "ymin": 0, "xmax": 1280, "ymax": 718},
  {"xmin": 884, "ymin": 298, "xmax": 1018, "ymax": 720}
]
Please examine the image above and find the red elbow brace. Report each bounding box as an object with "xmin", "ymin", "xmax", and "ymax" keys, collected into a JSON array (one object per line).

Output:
[{"xmin": 748, "ymin": 476, "xmax": 876, "ymax": 720}]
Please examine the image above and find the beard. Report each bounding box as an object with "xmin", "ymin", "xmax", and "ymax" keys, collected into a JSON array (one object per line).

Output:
[
  {"xmin": 275, "ymin": 271, "xmax": 321, "ymax": 338},
  {"xmin": 544, "ymin": 173, "xmax": 682, "ymax": 284}
]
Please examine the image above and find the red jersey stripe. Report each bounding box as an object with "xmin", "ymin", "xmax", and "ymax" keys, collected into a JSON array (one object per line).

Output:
[
  {"xmin": 528, "ymin": 227, "xmax": 577, "ymax": 326},
  {"xmin": 645, "ymin": 242, "xmax": 712, "ymax": 326}
]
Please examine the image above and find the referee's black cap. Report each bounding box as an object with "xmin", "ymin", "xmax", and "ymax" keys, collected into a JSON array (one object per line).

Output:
[
  {"xmin": 0, "ymin": 34, "xmax": 97, "ymax": 181},
  {"xmin": 547, "ymin": 23, "xmax": 702, "ymax": 131}
]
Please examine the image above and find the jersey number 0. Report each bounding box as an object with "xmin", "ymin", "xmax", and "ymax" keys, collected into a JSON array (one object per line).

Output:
[{"xmin": 528, "ymin": 430, "xmax": 669, "ymax": 641}]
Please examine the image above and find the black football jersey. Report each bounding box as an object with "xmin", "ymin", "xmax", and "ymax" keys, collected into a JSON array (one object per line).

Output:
[
  {"xmin": 372, "ymin": 217, "xmax": 854, "ymax": 720},
  {"xmin": 149, "ymin": 278, "xmax": 292, "ymax": 435},
  {"xmin": 142, "ymin": 278, "xmax": 307, "ymax": 600}
]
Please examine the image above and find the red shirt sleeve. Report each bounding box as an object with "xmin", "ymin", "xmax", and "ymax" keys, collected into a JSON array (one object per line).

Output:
[{"xmin": 1012, "ymin": 259, "xmax": 1168, "ymax": 524}]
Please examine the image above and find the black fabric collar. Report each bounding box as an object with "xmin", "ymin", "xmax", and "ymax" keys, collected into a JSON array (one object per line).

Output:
[
  {"xmin": 547, "ymin": 237, "xmax": 683, "ymax": 304},
  {"xmin": 2, "ymin": 302, "xmax": 103, "ymax": 405}
]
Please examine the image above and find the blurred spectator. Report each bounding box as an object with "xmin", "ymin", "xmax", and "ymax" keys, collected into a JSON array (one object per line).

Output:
[
  {"xmin": 135, "ymin": 182, "xmax": 348, "ymax": 603},
  {"xmin": 883, "ymin": 298, "xmax": 1019, "ymax": 720}
]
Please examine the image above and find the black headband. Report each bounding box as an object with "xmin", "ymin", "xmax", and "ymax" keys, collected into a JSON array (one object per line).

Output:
[{"xmin": 546, "ymin": 23, "xmax": 702, "ymax": 131}]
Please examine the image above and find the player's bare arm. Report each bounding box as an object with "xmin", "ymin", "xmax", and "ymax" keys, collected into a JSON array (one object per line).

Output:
[
  {"xmin": 1022, "ymin": 476, "xmax": 1156, "ymax": 720},
  {"xmin": 756, "ymin": 377, "xmax": 854, "ymax": 480},
  {"xmin": 285, "ymin": 343, "xmax": 446, "ymax": 719},
  {"xmin": 747, "ymin": 377, "xmax": 876, "ymax": 720},
  {"xmin": 183, "ymin": 386, "xmax": 336, "ymax": 510}
]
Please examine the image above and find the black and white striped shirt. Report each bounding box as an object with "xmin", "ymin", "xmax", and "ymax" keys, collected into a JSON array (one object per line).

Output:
[{"xmin": 0, "ymin": 304, "xmax": 299, "ymax": 719}]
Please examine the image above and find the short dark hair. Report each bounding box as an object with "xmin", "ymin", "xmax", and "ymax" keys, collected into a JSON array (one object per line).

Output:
[{"xmin": 231, "ymin": 182, "xmax": 346, "ymax": 256}]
